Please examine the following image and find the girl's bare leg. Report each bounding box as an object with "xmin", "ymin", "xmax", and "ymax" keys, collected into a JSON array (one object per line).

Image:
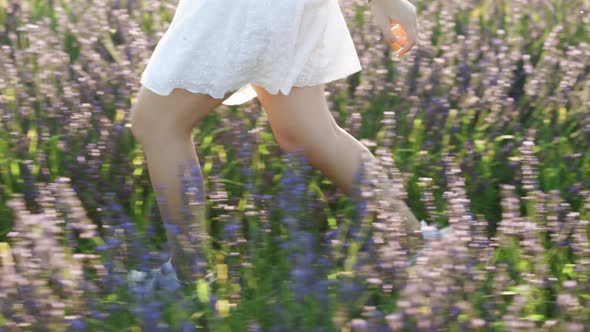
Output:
[
  {"xmin": 251, "ymin": 83, "xmax": 422, "ymax": 245},
  {"xmin": 129, "ymin": 86, "xmax": 234, "ymax": 282}
]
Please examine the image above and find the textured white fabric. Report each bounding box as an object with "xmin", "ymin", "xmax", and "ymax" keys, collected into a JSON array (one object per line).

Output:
[{"xmin": 140, "ymin": 0, "xmax": 362, "ymax": 105}]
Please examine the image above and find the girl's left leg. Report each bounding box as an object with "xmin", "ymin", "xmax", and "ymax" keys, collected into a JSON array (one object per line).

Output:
[{"xmin": 251, "ymin": 83, "xmax": 422, "ymax": 245}]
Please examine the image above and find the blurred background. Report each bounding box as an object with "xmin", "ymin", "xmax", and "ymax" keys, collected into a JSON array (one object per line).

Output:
[{"xmin": 0, "ymin": 0, "xmax": 588, "ymax": 330}]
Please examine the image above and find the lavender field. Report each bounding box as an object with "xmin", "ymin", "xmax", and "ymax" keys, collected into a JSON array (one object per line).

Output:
[{"xmin": 1, "ymin": 0, "xmax": 589, "ymax": 330}]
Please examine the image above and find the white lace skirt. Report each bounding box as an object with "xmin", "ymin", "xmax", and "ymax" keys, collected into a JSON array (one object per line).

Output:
[{"xmin": 139, "ymin": 0, "xmax": 362, "ymax": 105}]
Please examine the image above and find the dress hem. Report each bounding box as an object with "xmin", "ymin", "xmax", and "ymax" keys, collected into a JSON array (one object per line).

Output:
[{"xmin": 139, "ymin": 62, "xmax": 362, "ymax": 104}]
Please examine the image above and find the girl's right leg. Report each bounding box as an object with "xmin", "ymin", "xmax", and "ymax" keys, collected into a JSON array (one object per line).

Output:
[
  {"xmin": 129, "ymin": 85, "xmax": 234, "ymax": 282},
  {"xmin": 251, "ymin": 83, "xmax": 424, "ymax": 250}
]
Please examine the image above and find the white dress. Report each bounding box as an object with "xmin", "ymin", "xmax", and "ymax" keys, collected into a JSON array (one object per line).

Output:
[{"xmin": 139, "ymin": 0, "xmax": 362, "ymax": 106}]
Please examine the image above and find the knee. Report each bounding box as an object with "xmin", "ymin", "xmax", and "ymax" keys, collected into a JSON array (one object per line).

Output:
[
  {"xmin": 129, "ymin": 104, "xmax": 154, "ymax": 143},
  {"xmin": 129, "ymin": 104, "xmax": 186, "ymax": 144}
]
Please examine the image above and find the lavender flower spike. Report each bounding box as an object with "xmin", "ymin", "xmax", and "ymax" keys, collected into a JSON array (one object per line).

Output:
[{"xmin": 408, "ymin": 221, "xmax": 453, "ymax": 266}]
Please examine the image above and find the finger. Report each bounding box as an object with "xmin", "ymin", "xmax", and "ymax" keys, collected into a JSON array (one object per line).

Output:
[
  {"xmin": 401, "ymin": 39, "xmax": 416, "ymax": 57},
  {"xmin": 371, "ymin": 8, "xmax": 387, "ymax": 27},
  {"xmin": 396, "ymin": 39, "xmax": 416, "ymax": 57},
  {"xmin": 380, "ymin": 23, "xmax": 398, "ymax": 45},
  {"xmin": 372, "ymin": 12, "xmax": 395, "ymax": 43},
  {"xmin": 396, "ymin": 40, "xmax": 413, "ymax": 57},
  {"xmin": 386, "ymin": 16, "xmax": 403, "ymax": 45}
]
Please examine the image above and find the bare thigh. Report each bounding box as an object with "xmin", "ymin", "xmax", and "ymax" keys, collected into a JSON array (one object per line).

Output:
[
  {"xmin": 250, "ymin": 83, "xmax": 340, "ymax": 152},
  {"xmin": 130, "ymin": 86, "xmax": 236, "ymax": 139}
]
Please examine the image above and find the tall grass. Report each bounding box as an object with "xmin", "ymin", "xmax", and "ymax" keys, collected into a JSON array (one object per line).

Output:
[{"xmin": 0, "ymin": 0, "xmax": 589, "ymax": 330}]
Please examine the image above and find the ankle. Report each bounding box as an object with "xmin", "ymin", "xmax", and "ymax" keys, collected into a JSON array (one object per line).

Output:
[{"xmin": 169, "ymin": 258, "xmax": 192, "ymax": 283}]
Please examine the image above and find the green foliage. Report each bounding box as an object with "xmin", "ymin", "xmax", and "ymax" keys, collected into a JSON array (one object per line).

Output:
[{"xmin": 0, "ymin": 0, "xmax": 589, "ymax": 329}]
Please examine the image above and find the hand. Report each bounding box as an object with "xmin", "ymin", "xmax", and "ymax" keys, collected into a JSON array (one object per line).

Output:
[{"xmin": 370, "ymin": 0, "xmax": 419, "ymax": 57}]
